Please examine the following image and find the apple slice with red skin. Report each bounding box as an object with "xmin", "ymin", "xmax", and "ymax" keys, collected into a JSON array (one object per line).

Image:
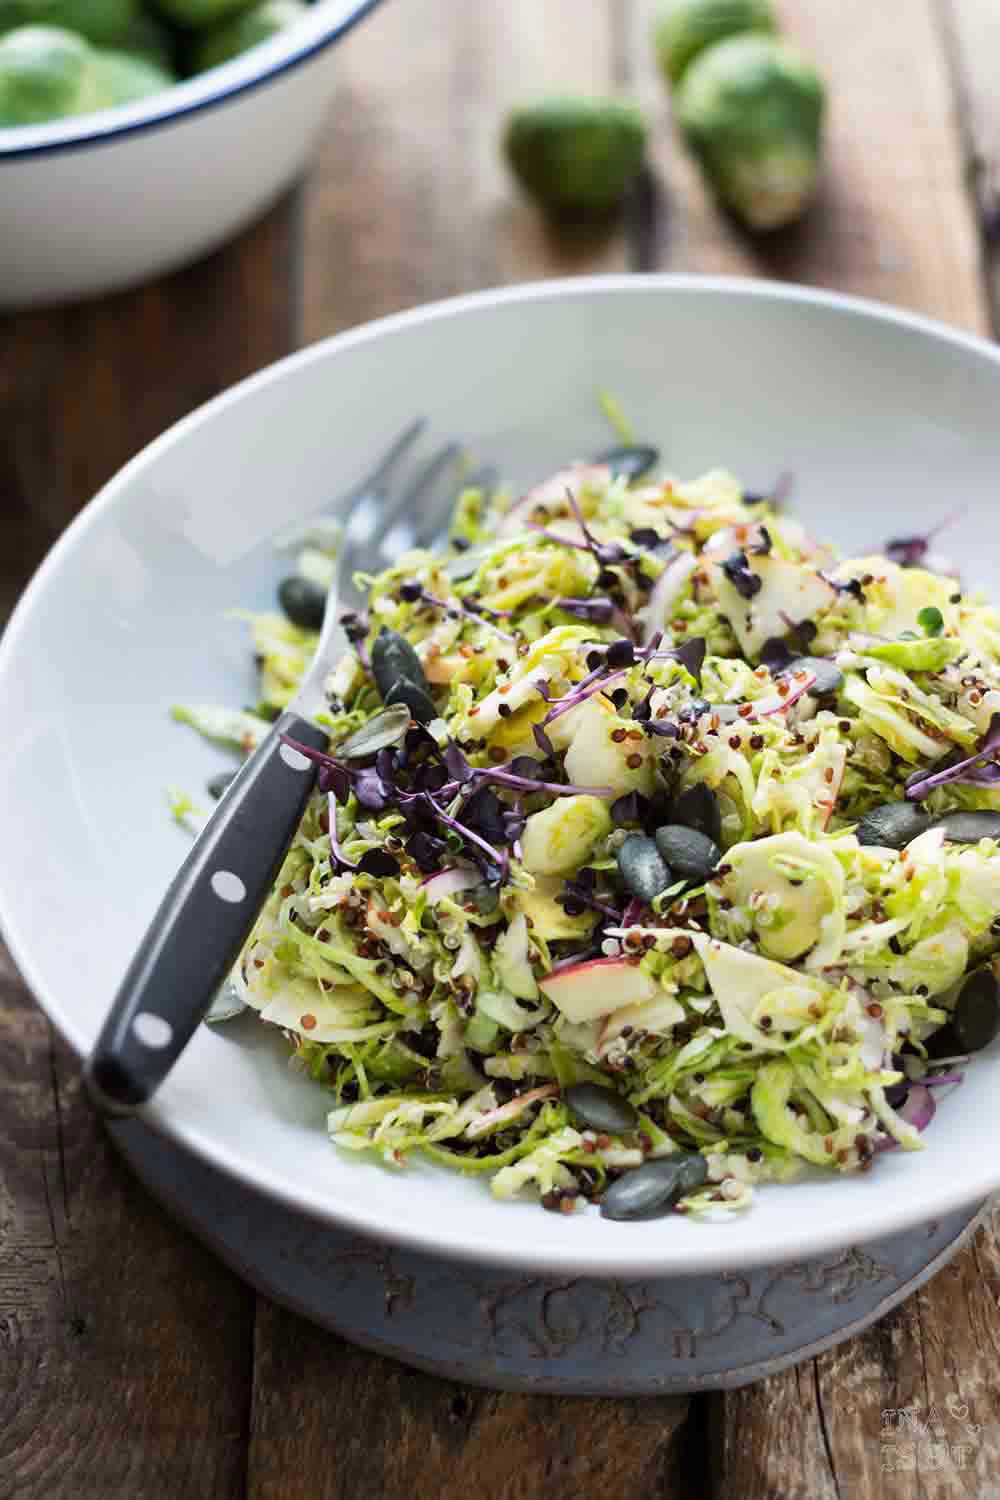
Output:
[{"xmin": 539, "ymin": 957, "xmax": 658, "ymax": 1024}]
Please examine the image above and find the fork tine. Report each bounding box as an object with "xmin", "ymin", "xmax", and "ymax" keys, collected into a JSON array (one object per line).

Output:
[
  {"xmin": 362, "ymin": 417, "xmax": 429, "ymax": 498},
  {"xmin": 275, "ymin": 418, "xmax": 427, "ymax": 552},
  {"xmin": 359, "ymin": 442, "xmax": 461, "ymax": 571}
]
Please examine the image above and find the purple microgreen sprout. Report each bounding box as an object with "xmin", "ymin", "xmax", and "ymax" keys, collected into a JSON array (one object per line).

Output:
[
  {"xmin": 559, "ymin": 879, "xmax": 622, "ymax": 923},
  {"xmin": 327, "ymin": 791, "xmax": 356, "ymax": 869},
  {"xmin": 528, "ymin": 486, "xmax": 630, "ymax": 568},
  {"xmin": 339, "ymin": 610, "xmax": 372, "ymax": 672},
  {"xmin": 906, "ymin": 713, "xmax": 1000, "ymax": 800},
  {"xmin": 400, "ymin": 580, "xmax": 517, "ymax": 643},
  {"xmin": 885, "ymin": 510, "xmax": 963, "ymax": 570},
  {"xmin": 553, "ymin": 596, "xmax": 616, "ymax": 624}
]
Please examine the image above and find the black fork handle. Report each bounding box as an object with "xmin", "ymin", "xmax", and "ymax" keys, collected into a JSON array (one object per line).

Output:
[{"xmin": 85, "ymin": 711, "xmax": 328, "ymax": 1115}]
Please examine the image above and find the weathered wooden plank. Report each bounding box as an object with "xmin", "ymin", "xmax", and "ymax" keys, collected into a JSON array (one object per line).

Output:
[
  {"xmin": 720, "ymin": 1214, "xmax": 1000, "ymax": 1500},
  {"xmin": 630, "ymin": 0, "xmax": 988, "ymax": 333},
  {"xmin": 0, "ymin": 198, "xmax": 299, "ymax": 1500},
  {"xmin": 300, "ymin": 0, "xmax": 629, "ymax": 339},
  {"xmin": 248, "ymin": 1296, "xmax": 692, "ymax": 1500},
  {"xmin": 938, "ymin": 0, "xmax": 1000, "ymax": 330},
  {"xmin": 0, "ymin": 198, "xmax": 299, "ymax": 619},
  {"xmin": 0, "ymin": 949, "xmax": 254, "ymax": 1500}
]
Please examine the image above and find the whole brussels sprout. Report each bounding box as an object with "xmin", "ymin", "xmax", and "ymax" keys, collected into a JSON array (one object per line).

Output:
[
  {"xmin": 0, "ymin": 23, "xmax": 100, "ymax": 124},
  {"xmin": 0, "ymin": 0, "xmax": 137, "ymax": 47},
  {"xmin": 91, "ymin": 47, "xmax": 173, "ymax": 106},
  {"xmin": 675, "ymin": 35, "xmax": 825, "ymax": 230},
  {"xmin": 151, "ymin": 0, "xmax": 256, "ymax": 30},
  {"xmin": 192, "ymin": 0, "xmax": 306, "ymax": 72},
  {"xmin": 653, "ymin": 0, "xmax": 776, "ymax": 85},
  {"xmin": 118, "ymin": 10, "xmax": 175, "ymax": 70},
  {"xmin": 503, "ymin": 96, "xmax": 647, "ymax": 218}
]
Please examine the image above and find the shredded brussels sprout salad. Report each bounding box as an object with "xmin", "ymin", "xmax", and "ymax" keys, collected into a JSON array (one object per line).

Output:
[{"xmin": 174, "ymin": 447, "xmax": 1000, "ymax": 1224}]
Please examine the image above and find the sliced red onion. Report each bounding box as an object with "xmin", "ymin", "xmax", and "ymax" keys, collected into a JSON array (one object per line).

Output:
[
  {"xmin": 465, "ymin": 1084, "xmax": 560, "ymax": 1138},
  {"xmin": 874, "ymin": 1082, "xmax": 937, "ymax": 1152},
  {"xmin": 755, "ymin": 670, "xmax": 818, "ymax": 717},
  {"xmin": 899, "ymin": 1083, "xmax": 936, "ymax": 1131}
]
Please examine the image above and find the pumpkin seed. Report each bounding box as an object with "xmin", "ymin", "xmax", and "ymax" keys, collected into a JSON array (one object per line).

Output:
[
  {"xmin": 617, "ymin": 834, "xmax": 672, "ymax": 904},
  {"xmin": 278, "ymin": 575, "xmax": 326, "ymax": 632},
  {"xmin": 336, "ymin": 703, "xmax": 412, "ymax": 760},
  {"xmin": 385, "ymin": 678, "xmax": 437, "ymax": 724},
  {"xmin": 670, "ymin": 783, "xmax": 722, "ymax": 846},
  {"xmin": 932, "ymin": 810, "xmax": 1000, "ymax": 844},
  {"xmin": 371, "ymin": 627, "xmax": 427, "ymax": 695},
  {"xmin": 564, "ymin": 1082, "xmax": 639, "ymax": 1135},
  {"xmin": 599, "ymin": 1152, "xmax": 708, "ymax": 1221},
  {"xmin": 952, "ymin": 969, "xmax": 1000, "ymax": 1052},
  {"xmin": 654, "ymin": 824, "xmax": 721, "ymax": 883},
  {"xmin": 593, "ymin": 443, "xmax": 659, "ymax": 483},
  {"xmin": 855, "ymin": 801, "xmax": 932, "ymax": 850}
]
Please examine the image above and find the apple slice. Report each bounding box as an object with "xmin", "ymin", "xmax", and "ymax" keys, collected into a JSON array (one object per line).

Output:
[
  {"xmin": 708, "ymin": 552, "xmax": 837, "ymax": 658},
  {"xmin": 496, "ymin": 464, "xmax": 611, "ymax": 537},
  {"xmin": 539, "ymin": 957, "xmax": 658, "ymax": 1024},
  {"xmin": 598, "ymin": 993, "xmax": 686, "ymax": 1055},
  {"xmin": 691, "ymin": 934, "xmax": 829, "ymax": 1049}
]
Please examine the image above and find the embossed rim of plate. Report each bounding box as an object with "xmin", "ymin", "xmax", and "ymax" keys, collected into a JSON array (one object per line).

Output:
[{"xmin": 111, "ymin": 1120, "xmax": 989, "ymax": 1394}]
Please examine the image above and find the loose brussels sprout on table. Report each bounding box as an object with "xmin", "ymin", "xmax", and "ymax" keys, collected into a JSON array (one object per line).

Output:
[
  {"xmin": 503, "ymin": 95, "xmax": 648, "ymax": 218},
  {"xmin": 653, "ymin": 0, "xmax": 776, "ymax": 85},
  {"xmin": 0, "ymin": 0, "xmax": 310, "ymax": 127},
  {"xmin": 675, "ymin": 34, "xmax": 825, "ymax": 229}
]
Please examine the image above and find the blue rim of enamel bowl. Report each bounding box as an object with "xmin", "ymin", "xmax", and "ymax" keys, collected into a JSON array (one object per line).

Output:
[{"xmin": 0, "ymin": 0, "xmax": 382, "ymax": 160}]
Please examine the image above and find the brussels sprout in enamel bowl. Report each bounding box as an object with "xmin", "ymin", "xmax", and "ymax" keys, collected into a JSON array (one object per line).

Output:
[
  {"xmin": 0, "ymin": 0, "xmax": 381, "ymax": 304},
  {"xmin": 5, "ymin": 276, "xmax": 1000, "ymax": 1277}
]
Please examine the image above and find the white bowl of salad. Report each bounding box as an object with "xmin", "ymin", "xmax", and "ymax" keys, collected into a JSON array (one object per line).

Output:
[
  {"xmin": 0, "ymin": 0, "xmax": 380, "ymax": 306},
  {"xmin": 4, "ymin": 275, "xmax": 1000, "ymax": 1277}
]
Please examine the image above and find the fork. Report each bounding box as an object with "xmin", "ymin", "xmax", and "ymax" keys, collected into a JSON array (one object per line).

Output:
[{"xmin": 85, "ymin": 422, "xmax": 467, "ymax": 1115}]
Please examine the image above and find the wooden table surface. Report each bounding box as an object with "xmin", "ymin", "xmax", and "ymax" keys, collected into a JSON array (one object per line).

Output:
[{"xmin": 4, "ymin": 2, "xmax": 1000, "ymax": 1495}]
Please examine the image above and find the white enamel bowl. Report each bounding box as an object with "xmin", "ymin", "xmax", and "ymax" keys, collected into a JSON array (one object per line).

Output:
[
  {"xmin": 2, "ymin": 276, "xmax": 999, "ymax": 1277},
  {"xmin": 0, "ymin": 0, "xmax": 380, "ymax": 307}
]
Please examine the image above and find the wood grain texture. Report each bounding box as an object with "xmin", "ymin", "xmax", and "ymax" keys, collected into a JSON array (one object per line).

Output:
[
  {"xmin": 300, "ymin": 0, "xmax": 629, "ymax": 339},
  {"xmin": 630, "ymin": 0, "xmax": 988, "ymax": 332},
  {"xmin": 0, "ymin": 947, "xmax": 253, "ymax": 1500},
  {"xmin": 247, "ymin": 1297, "xmax": 693, "ymax": 1500},
  {"xmin": 938, "ymin": 0, "xmax": 1000, "ymax": 330},
  {"xmin": 0, "ymin": 199, "xmax": 299, "ymax": 1500},
  {"xmin": 0, "ymin": 199, "xmax": 299, "ymax": 620}
]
